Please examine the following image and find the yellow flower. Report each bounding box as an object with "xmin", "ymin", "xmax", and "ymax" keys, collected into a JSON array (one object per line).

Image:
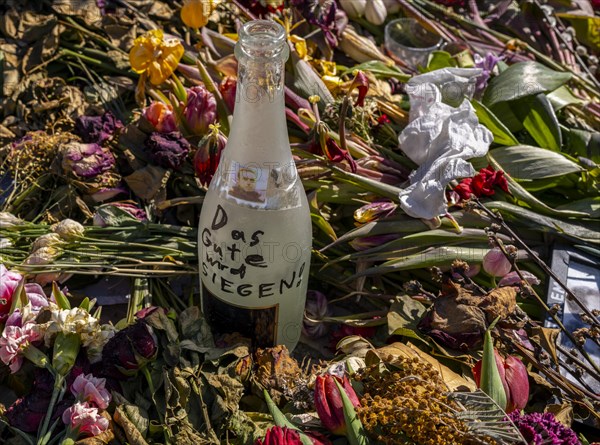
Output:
[
  {"xmin": 129, "ymin": 30, "xmax": 184, "ymax": 85},
  {"xmin": 181, "ymin": 0, "xmax": 215, "ymax": 29}
]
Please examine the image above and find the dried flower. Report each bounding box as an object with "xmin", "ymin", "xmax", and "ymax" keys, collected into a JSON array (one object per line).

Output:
[
  {"xmin": 290, "ymin": 0, "xmax": 348, "ymax": 48},
  {"xmin": 498, "ymin": 271, "xmax": 541, "ymax": 287},
  {"xmin": 181, "ymin": 0, "xmax": 215, "ymax": 29},
  {"xmin": 219, "ymin": 76, "xmax": 237, "ymax": 113},
  {"xmin": 74, "ymin": 111, "xmax": 123, "ymax": 145},
  {"xmin": 1, "ymin": 264, "xmax": 23, "ymax": 323},
  {"xmin": 483, "ymin": 248, "xmax": 512, "ymax": 277},
  {"xmin": 62, "ymin": 401, "xmax": 109, "ymax": 437},
  {"xmin": 5, "ymin": 373, "xmax": 55, "ymax": 434},
  {"xmin": 93, "ymin": 202, "xmax": 148, "ymax": 227},
  {"xmin": 509, "ymin": 411, "xmax": 580, "ymax": 445},
  {"xmin": 302, "ymin": 290, "xmax": 331, "ymax": 338},
  {"xmin": 473, "ymin": 350, "xmax": 530, "ymax": 412},
  {"xmin": 99, "ymin": 320, "xmax": 158, "ymax": 378},
  {"xmin": 0, "ymin": 323, "xmax": 43, "ymax": 373},
  {"xmin": 182, "ymin": 85, "xmax": 217, "ymax": 136},
  {"xmin": 53, "ymin": 219, "xmax": 85, "ymax": 241},
  {"xmin": 339, "ymin": 0, "xmax": 366, "ymax": 19},
  {"xmin": 71, "ymin": 373, "xmax": 112, "ymax": 409},
  {"xmin": 31, "ymin": 233, "xmax": 64, "ymax": 251},
  {"xmin": 143, "ymin": 101, "xmax": 178, "ymax": 133},
  {"xmin": 354, "ymin": 200, "xmax": 397, "ymax": 224},
  {"xmin": 194, "ymin": 125, "xmax": 226, "ymax": 186},
  {"xmin": 129, "ymin": 29, "xmax": 184, "ymax": 85},
  {"xmin": 61, "ymin": 142, "xmax": 116, "ymax": 180},
  {"xmin": 314, "ymin": 374, "xmax": 360, "ymax": 435},
  {"xmin": 0, "ymin": 212, "xmax": 24, "ymax": 228},
  {"xmin": 146, "ymin": 131, "xmax": 191, "ymax": 170},
  {"xmin": 255, "ymin": 426, "xmax": 303, "ymax": 445}
]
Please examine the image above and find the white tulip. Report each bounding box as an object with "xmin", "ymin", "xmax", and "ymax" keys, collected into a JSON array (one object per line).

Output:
[
  {"xmin": 339, "ymin": 0, "xmax": 367, "ymax": 19},
  {"xmin": 364, "ymin": 0, "xmax": 388, "ymax": 25}
]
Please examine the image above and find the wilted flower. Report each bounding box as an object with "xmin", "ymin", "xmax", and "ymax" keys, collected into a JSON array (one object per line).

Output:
[
  {"xmin": 0, "ymin": 212, "xmax": 24, "ymax": 228},
  {"xmin": 194, "ymin": 125, "xmax": 226, "ymax": 186},
  {"xmin": 219, "ymin": 76, "xmax": 237, "ymax": 113},
  {"xmin": 31, "ymin": 233, "xmax": 64, "ymax": 251},
  {"xmin": 314, "ymin": 374, "xmax": 361, "ymax": 435},
  {"xmin": 1, "ymin": 264, "xmax": 22, "ymax": 322},
  {"xmin": 291, "ymin": 0, "xmax": 348, "ymax": 48},
  {"xmin": 52, "ymin": 219, "xmax": 85, "ymax": 241},
  {"xmin": 99, "ymin": 320, "xmax": 158, "ymax": 378},
  {"xmin": 23, "ymin": 246, "xmax": 60, "ymax": 266},
  {"xmin": 143, "ymin": 101, "xmax": 178, "ymax": 133},
  {"xmin": 348, "ymin": 234, "xmax": 400, "ymax": 251},
  {"xmin": 62, "ymin": 401, "xmax": 109, "ymax": 437},
  {"xmin": 74, "ymin": 111, "xmax": 123, "ymax": 145},
  {"xmin": 455, "ymin": 165, "xmax": 509, "ymax": 200},
  {"xmin": 474, "ymin": 53, "xmax": 502, "ymax": 95},
  {"xmin": 354, "ymin": 200, "xmax": 397, "ymax": 224},
  {"xmin": 93, "ymin": 202, "xmax": 148, "ymax": 227},
  {"xmin": 71, "ymin": 373, "xmax": 111, "ymax": 409},
  {"xmin": 44, "ymin": 307, "xmax": 101, "ymax": 350},
  {"xmin": 129, "ymin": 29, "xmax": 184, "ymax": 85},
  {"xmin": 339, "ymin": 0, "xmax": 366, "ymax": 19},
  {"xmin": 5, "ymin": 385, "xmax": 52, "ymax": 433},
  {"xmin": 61, "ymin": 142, "xmax": 116, "ymax": 180},
  {"xmin": 181, "ymin": 0, "xmax": 215, "ymax": 29},
  {"xmin": 483, "ymin": 248, "xmax": 512, "ymax": 277},
  {"xmin": 499, "ymin": 271, "xmax": 541, "ymax": 287},
  {"xmin": 364, "ymin": 0, "xmax": 387, "ymax": 25},
  {"xmin": 508, "ymin": 411, "xmax": 580, "ymax": 445},
  {"xmin": 146, "ymin": 132, "xmax": 191, "ymax": 170},
  {"xmin": 0, "ymin": 323, "xmax": 43, "ymax": 373},
  {"xmin": 182, "ymin": 85, "xmax": 217, "ymax": 136},
  {"xmin": 302, "ymin": 290, "xmax": 331, "ymax": 338},
  {"xmin": 473, "ymin": 350, "xmax": 529, "ymax": 412},
  {"xmin": 255, "ymin": 426, "xmax": 303, "ymax": 445},
  {"xmin": 89, "ymin": 185, "xmax": 128, "ymax": 203}
]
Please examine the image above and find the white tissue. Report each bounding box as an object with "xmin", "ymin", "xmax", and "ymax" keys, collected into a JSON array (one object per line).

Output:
[{"xmin": 398, "ymin": 68, "xmax": 493, "ymax": 219}]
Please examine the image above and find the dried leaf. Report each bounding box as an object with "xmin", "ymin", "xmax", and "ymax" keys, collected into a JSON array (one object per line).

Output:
[
  {"xmin": 478, "ymin": 287, "xmax": 518, "ymax": 323},
  {"xmin": 124, "ymin": 165, "xmax": 169, "ymax": 201},
  {"xmin": 368, "ymin": 342, "xmax": 476, "ymax": 391},
  {"xmin": 114, "ymin": 404, "xmax": 150, "ymax": 445},
  {"xmin": 529, "ymin": 326, "xmax": 560, "ymax": 366}
]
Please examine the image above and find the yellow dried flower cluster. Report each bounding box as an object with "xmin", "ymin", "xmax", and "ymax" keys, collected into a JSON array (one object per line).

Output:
[{"xmin": 356, "ymin": 356, "xmax": 494, "ymax": 445}]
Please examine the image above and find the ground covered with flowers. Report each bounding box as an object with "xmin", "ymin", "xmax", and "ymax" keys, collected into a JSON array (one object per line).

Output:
[{"xmin": 1, "ymin": 0, "xmax": 599, "ymax": 444}]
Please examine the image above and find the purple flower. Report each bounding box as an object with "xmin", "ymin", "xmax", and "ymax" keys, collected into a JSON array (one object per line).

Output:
[
  {"xmin": 182, "ymin": 85, "xmax": 217, "ymax": 136},
  {"xmin": 474, "ymin": 53, "xmax": 502, "ymax": 95},
  {"xmin": 509, "ymin": 412, "xmax": 580, "ymax": 445},
  {"xmin": 74, "ymin": 111, "xmax": 123, "ymax": 145},
  {"xmin": 146, "ymin": 132, "xmax": 190, "ymax": 170},
  {"xmin": 1, "ymin": 264, "xmax": 22, "ymax": 323},
  {"xmin": 61, "ymin": 142, "xmax": 116, "ymax": 179},
  {"xmin": 291, "ymin": 0, "xmax": 348, "ymax": 48},
  {"xmin": 99, "ymin": 320, "xmax": 158, "ymax": 379},
  {"xmin": 302, "ymin": 291, "xmax": 331, "ymax": 338}
]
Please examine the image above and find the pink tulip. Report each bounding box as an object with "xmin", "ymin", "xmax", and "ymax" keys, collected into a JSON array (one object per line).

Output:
[
  {"xmin": 71, "ymin": 373, "xmax": 112, "ymax": 409},
  {"xmin": 1, "ymin": 264, "xmax": 22, "ymax": 322},
  {"xmin": 473, "ymin": 350, "xmax": 529, "ymax": 413},
  {"xmin": 182, "ymin": 85, "xmax": 217, "ymax": 136},
  {"xmin": 483, "ymin": 248, "xmax": 512, "ymax": 277},
  {"xmin": 314, "ymin": 374, "xmax": 361, "ymax": 435},
  {"xmin": 255, "ymin": 426, "xmax": 303, "ymax": 445},
  {"xmin": 62, "ymin": 401, "xmax": 109, "ymax": 437}
]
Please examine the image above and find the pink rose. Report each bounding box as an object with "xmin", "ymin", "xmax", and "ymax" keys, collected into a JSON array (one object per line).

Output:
[
  {"xmin": 0, "ymin": 323, "xmax": 41, "ymax": 373},
  {"xmin": 71, "ymin": 373, "xmax": 111, "ymax": 409},
  {"xmin": 62, "ymin": 402, "xmax": 109, "ymax": 437}
]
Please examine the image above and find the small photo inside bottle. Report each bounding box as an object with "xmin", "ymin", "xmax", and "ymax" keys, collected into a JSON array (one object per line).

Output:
[{"xmin": 227, "ymin": 163, "xmax": 267, "ymax": 205}]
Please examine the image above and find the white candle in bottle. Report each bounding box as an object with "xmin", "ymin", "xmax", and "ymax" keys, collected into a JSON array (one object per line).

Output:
[{"xmin": 198, "ymin": 20, "xmax": 312, "ymax": 351}]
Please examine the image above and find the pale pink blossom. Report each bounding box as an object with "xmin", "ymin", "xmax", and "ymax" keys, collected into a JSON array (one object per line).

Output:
[
  {"xmin": 0, "ymin": 323, "xmax": 41, "ymax": 373},
  {"xmin": 71, "ymin": 373, "xmax": 111, "ymax": 409},
  {"xmin": 62, "ymin": 402, "xmax": 109, "ymax": 437},
  {"xmin": 483, "ymin": 248, "xmax": 512, "ymax": 277},
  {"xmin": 1, "ymin": 264, "xmax": 23, "ymax": 322}
]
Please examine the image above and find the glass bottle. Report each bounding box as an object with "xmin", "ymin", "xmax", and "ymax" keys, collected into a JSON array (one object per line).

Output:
[{"xmin": 197, "ymin": 20, "xmax": 312, "ymax": 351}]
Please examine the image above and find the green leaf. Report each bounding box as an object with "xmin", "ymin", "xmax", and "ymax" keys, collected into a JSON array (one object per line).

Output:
[
  {"xmin": 489, "ymin": 101, "xmax": 523, "ymax": 133},
  {"xmin": 483, "ymin": 61, "xmax": 572, "ymax": 106},
  {"xmin": 513, "ymin": 94, "xmax": 562, "ymax": 151},
  {"xmin": 472, "ymin": 100, "xmax": 519, "ymax": 146},
  {"xmin": 564, "ymin": 128, "xmax": 600, "ymax": 163},
  {"xmin": 333, "ymin": 379, "xmax": 369, "ymax": 445},
  {"xmin": 424, "ymin": 50, "xmax": 457, "ymax": 72},
  {"xmin": 546, "ymin": 86, "xmax": 585, "ymax": 110},
  {"xmin": 490, "ymin": 145, "xmax": 583, "ymax": 179},
  {"xmin": 263, "ymin": 390, "xmax": 313, "ymax": 445},
  {"xmin": 52, "ymin": 282, "xmax": 71, "ymax": 310},
  {"xmin": 555, "ymin": 14, "xmax": 600, "ymax": 51},
  {"xmin": 556, "ymin": 197, "xmax": 600, "ymax": 218},
  {"xmin": 480, "ymin": 319, "xmax": 507, "ymax": 411},
  {"xmin": 341, "ymin": 60, "xmax": 410, "ymax": 81}
]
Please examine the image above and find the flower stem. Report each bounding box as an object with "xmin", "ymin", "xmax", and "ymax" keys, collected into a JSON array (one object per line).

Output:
[{"xmin": 37, "ymin": 374, "xmax": 65, "ymax": 445}]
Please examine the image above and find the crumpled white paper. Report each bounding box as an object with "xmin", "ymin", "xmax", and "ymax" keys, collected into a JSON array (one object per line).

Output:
[{"xmin": 398, "ymin": 68, "xmax": 493, "ymax": 219}]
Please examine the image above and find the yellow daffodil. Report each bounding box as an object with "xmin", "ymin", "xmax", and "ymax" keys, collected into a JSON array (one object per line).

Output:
[
  {"xmin": 129, "ymin": 30, "xmax": 184, "ymax": 85},
  {"xmin": 181, "ymin": 0, "xmax": 215, "ymax": 29}
]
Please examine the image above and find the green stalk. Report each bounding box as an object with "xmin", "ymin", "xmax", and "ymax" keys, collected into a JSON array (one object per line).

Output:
[
  {"xmin": 37, "ymin": 374, "xmax": 65, "ymax": 445},
  {"xmin": 480, "ymin": 317, "xmax": 507, "ymax": 411}
]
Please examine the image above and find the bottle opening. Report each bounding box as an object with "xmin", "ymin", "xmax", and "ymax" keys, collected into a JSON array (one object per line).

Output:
[{"xmin": 236, "ymin": 20, "xmax": 288, "ymax": 61}]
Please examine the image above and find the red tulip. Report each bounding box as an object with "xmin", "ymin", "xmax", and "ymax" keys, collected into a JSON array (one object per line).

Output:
[
  {"xmin": 255, "ymin": 426, "xmax": 303, "ymax": 445},
  {"xmin": 473, "ymin": 350, "xmax": 529, "ymax": 413},
  {"xmin": 314, "ymin": 374, "xmax": 360, "ymax": 435}
]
